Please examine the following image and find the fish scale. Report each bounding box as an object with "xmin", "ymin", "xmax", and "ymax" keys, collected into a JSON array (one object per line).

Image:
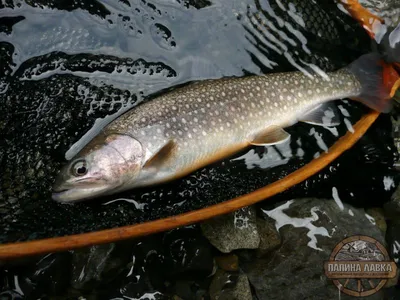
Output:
[
  {"xmin": 52, "ymin": 53, "xmax": 396, "ymax": 201},
  {"xmin": 106, "ymin": 69, "xmax": 361, "ymax": 186}
]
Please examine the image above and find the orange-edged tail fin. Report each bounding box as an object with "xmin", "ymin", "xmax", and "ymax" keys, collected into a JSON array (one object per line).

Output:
[
  {"xmin": 347, "ymin": 53, "xmax": 400, "ymax": 113},
  {"xmin": 383, "ymin": 61, "xmax": 400, "ymax": 98},
  {"xmin": 337, "ymin": 0, "xmax": 384, "ymax": 39}
]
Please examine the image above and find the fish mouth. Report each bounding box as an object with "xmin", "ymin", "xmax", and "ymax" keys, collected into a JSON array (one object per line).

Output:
[{"xmin": 52, "ymin": 183, "xmax": 118, "ymax": 203}]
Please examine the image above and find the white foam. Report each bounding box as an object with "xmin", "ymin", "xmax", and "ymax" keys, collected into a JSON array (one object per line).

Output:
[
  {"xmin": 344, "ymin": 118, "xmax": 354, "ymax": 133},
  {"xmin": 127, "ymin": 255, "xmax": 136, "ymax": 277},
  {"xmin": 393, "ymin": 240, "xmax": 400, "ymax": 263},
  {"xmin": 332, "ymin": 187, "xmax": 344, "ymax": 211},
  {"xmin": 102, "ymin": 198, "xmax": 147, "ymax": 210},
  {"xmin": 262, "ymin": 200, "xmax": 331, "ymax": 251},
  {"xmin": 119, "ymin": 292, "xmax": 163, "ymax": 300},
  {"xmin": 309, "ymin": 128, "xmax": 328, "ymax": 152},
  {"xmin": 365, "ymin": 213, "xmax": 376, "ymax": 225},
  {"xmin": 232, "ymin": 141, "xmax": 291, "ymax": 169},
  {"xmin": 383, "ymin": 176, "xmax": 395, "ymax": 191},
  {"xmin": 13, "ymin": 275, "xmax": 24, "ymax": 296}
]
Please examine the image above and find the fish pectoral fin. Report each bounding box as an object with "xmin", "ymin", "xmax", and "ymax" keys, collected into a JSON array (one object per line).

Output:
[
  {"xmin": 299, "ymin": 102, "xmax": 341, "ymax": 127},
  {"xmin": 250, "ymin": 126, "xmax": 291, "ymax": 146},
  {"xmin": 143, "ymin": 140, "xmax": 177, "ymax": 170}
]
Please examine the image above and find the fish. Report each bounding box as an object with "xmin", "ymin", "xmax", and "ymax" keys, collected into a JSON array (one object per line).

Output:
[{"xmin": 52, "ymin": 53, "xmax": 399, "ymax": 202}]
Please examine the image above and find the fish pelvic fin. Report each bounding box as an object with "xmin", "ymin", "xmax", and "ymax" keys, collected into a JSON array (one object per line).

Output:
[
  {"xmin": 250, "ymin": 126, "xmax": 291, "ymax": 146},
  {"xmin": 347, "ymin": 53, "xmax": 400, "ymax": 113},
  {"xmin": 143, "ymin": 140, "xmax": 177, "ymax": 170}
]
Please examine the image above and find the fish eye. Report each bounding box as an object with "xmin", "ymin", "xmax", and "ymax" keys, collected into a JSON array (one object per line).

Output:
[{"xmin": 71, "ymin": 160, "xmax": 88, "ymax": 177}]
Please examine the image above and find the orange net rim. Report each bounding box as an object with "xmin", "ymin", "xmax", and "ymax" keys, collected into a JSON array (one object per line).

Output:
[{"xmin": 0, "ymin": 110, "xmax": 380, "ymax": 260}]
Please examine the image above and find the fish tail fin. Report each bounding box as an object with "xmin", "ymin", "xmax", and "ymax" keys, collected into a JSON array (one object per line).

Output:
[{"xmin": 347, "ymin": 53, "xmax": 400, "ymax": 113}]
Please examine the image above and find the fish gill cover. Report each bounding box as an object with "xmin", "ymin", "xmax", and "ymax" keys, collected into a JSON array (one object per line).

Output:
[{"xmin": 0, "ymin": 0, "xmax": 397, "ymax": 242}]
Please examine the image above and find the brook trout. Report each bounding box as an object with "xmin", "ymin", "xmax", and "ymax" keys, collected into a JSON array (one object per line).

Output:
[{"xmin": 52, "ymin": 53, "xmax": 399, "ymax": 202}]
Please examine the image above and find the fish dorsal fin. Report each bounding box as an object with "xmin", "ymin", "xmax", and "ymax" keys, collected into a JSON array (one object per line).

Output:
[
  {"xmin": 143, "ymin": 140, "xmax": 177, "ymax": 169},
  {"xmin": 250, "ymin": 126, "xmax": 291, "ymax": 146},
  {"xmin": 299, "ymin": 102, "xmax": 340, "ymax": 127}
]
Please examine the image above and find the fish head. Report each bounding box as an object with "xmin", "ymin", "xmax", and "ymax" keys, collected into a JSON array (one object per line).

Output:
[{"xmin": 52, "ymin": 133, "xmax": 144, "ymax": 202}]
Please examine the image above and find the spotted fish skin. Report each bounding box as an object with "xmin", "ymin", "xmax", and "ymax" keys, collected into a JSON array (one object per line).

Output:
[
  {"xmin": 53, "ymin": 53, "xmax": 396, "ymax": 202},
  {"xmin": 106, "ymin": 68, "xmax": 360, "ymax": 187}
]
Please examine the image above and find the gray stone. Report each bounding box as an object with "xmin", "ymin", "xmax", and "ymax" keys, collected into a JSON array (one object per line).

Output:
[
  {"xmin": 215, "ymin": 254, "xmax": 239, "ymax": 272},
  {"xmin": 71, "ymin": 243, "xmax": 131, "ymax": 291},
  {"xmin": 201, "ymin": 206, "xmax": 259, "ymax": 253},
  {"xmin": 365, "ymin": 208, "xmax": 387, "ymax": 234},
  {"xmin": 386, "ymin": 221, "xmax": 400, "ymax": 268},
  {"xmin": 384, "ymin": 184, "xmax": 400, "ymax": 219},
  {"xmin": 241, "ymin": 198, "xmax": 387, "ymax": 300},
  {"xmin": 256, "ymin": 217, "xmax": 281, "ymax": 257},
  {"xmin": 385, "ymin": 268, "xmax": 400, "ymax": 288},
  {"xmin": 209, "ymin": 269, "xmax": 252, "ymax": 300}
]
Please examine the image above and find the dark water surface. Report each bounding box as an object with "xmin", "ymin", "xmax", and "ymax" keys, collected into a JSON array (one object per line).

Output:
[{"xmin": 0, "ymin": 0, "xmax": 397, "ymax": 243}]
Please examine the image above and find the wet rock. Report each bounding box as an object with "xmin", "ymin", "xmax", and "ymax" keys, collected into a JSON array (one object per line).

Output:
[
  {"xmin": 386, "ymin": 221, "xmax": 400, "ymax": 267},
  {"xmin": 384, "ymin": 184, "xmax": 400, "ymax": 219},
  {"xmin": 71, "ymin": 242, "xmax": 132, "ymax": 291},
  {"xmin": 102, "ymin": 238, "xmax": 167, "ymax": 299},
  {"xmin": 0, "ymin": 253, "xmax": 71, "ymax": 298},
  {"xmin": 365, "ymin": 208, "xmax": 387, "ymax": 235},
  {"xmin": 201, "ymin": 206, "xmax": 259, "ymax": 253},
  {"xmin": 215, "ymin": 254, "xmax": 239, "ymax": 272},
  {"xmin": 242, "ymin": 198, "xmax": 386, "ymax": 300},
  {"xmin": 384, "ymin": 286, "xmax": 400, "ymax": 300},
  {"xmin": 385, "ymin": 268, "xmax": 400, "ymax": 288},
  {"xmin": 256, "ymin": 217, "xmax": 281, "ymax": 257},
  {"xmin": 169, "ymin": 280, "xmax": 210, "ymax": 300},
  {"xmin": 209, "ymin": 269, "xmax": 252, "ymax": 300},
  {"xmin": 163, "ymin": 227, "xmax": 215, "ymax": 279},
  {"xmin": 0, "ymin": 290, "xmax": 23, "ymax": 300}
]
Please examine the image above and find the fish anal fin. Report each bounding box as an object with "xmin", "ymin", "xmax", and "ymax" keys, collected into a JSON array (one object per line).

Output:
[
  {"xmin": 250, "ymin": 126, "xmax": 290, "ymax": 146},
  {"xmin": 299, "ymin": 103, "xmax": 340, "ymax": 127},
  {"xmin": 143, "ymin": 140, "xmax": 177, "ymax": 169}
]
